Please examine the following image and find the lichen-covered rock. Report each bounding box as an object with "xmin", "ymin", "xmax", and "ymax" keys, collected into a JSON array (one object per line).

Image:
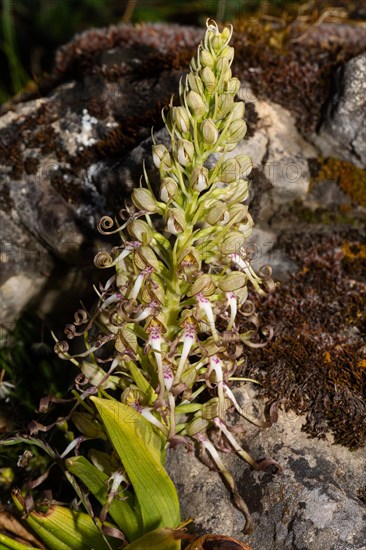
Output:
[{"xmin": 312, "ymin": 53, "xmax": 366, "ymax": 168}]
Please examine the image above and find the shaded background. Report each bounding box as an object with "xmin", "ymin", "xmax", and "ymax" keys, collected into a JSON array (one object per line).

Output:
[{"xmin": 2, "ymin": 0, "xmax": 366, "ymax": 102}]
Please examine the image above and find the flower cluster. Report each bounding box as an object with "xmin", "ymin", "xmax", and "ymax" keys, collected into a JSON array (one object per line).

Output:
[{"xmin": 55, "ymin": 20, "xmax": 279, "ymax": 533}]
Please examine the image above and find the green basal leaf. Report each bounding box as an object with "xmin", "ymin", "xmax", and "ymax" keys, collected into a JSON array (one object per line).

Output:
[
  {"xmin": 124, "ymin": 527, "xmax": 182, "ymax": 550},
  {"xmin": 91, "ymin": 397, "xmax": 180, "ymax": 533},
  {"xmin": 0, "ymin": 532, "xmax": 40, "ymax": 550},
  {"xmin": 12, "ymin": 491, "xmax": 118, "ymax": 550},
  {"xmin": 66, "ymin": 455, "xmax": 142, "ymax": 542}
]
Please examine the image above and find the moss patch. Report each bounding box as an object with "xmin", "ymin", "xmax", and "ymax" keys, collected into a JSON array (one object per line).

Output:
[
  {"xmin": 233, "ymin": 3, "xmax": 366, "ymax": 132},
  {"xmin": 242, "ymin": 232, "xmax": 366, "ymax": 450},
  {"xmin": 317, "ymin": 157, "xmax": 366, "ymax": 207}
]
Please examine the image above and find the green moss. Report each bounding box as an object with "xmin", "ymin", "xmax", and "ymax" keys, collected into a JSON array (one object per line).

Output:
[
  {"xmin": 318, "ymin": 157, "xmax": 366, "ymax": 207},
  {"xmin": 291, "ymin": 199, "xmax": 360, "ymax": 226}
]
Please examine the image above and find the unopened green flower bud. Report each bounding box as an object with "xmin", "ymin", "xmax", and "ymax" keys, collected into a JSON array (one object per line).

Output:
[
  {"xmin": 229, "ymin": 101, "xmax": 245, "ymax": 120},
  {"xmin": 81, "ymin": 362, "xmax": 117, "ymax": 389},
  {"xmin": 134, "ymin": 246, "xmax": 160, "ymax": 271},
  {"xmin": 152, "ymin": 144, "xmax": 172, "ymax": 171},
  {"xmin": 216, "ymin": 58, "xmax": 232, "ymax": 83},
  {"xmin": 177, "ymin": 139, "xmax": 195, "ymax": 166},
  {"xmin": 132, "ymin": 187, "xmax": 158, "ymax": 212},
  {"xmin": 227, "ymin": 179, "xmax": 249, "ymax": 203},
  {"xmin": 128, "ymin": 219, "xmax": 153, "ymax": 243},
  {"xmin": 72, "ymin": 412, "xmax": 106, "ymax": 439},
  {"xmin": 219, "ymin": 230, "xmax": 245, "ymax": 255},
  {"xmin": 186, "ymin": 416, "xmax": 209, "ymax": 436},
  {"xmin": 190, "ymin": 166, "xmax": 209, "ymax": 192},
  {"xmin": 202, "ymin": 397, "xmax": 231, "ymax": 420},
  {"xmin": 115, "ymin": 327, "xmax": 138, "ymax": 354},
  {"xmin": 217, "ymin": 94, "xmax": 234, "ymax": 118},
  {"xmin": 219, "ymin": 272, "xmax": 247, "ymax": 292},
  {"xmin": 236, "ymin": 154, "xmax": 252, "ymax": 177},
  {"xmin": 202, "ymin": 119, "xmax": 219, "ymax": 145},
  {"xmin": 166, "ymin": 207, "xmax": 186, "ymax": 235},
  {"xmin": 187, "ymin": 90, "xmax": 207, "ymax": 117},
  {"xmin": 142, "ymin": 277, "xmax": 165, "ymax": 304},
  {"xmin": 226, "ymin": 77, "xmax": 241, "ymax": 96},
  {"xmin": 188, "ymin": 274, "xmax": 216, "ymax": 297},
  {"xmin": 160, "ymin": 177, "xmax": 179, "ymax": 202},
  {"xmin": 190, "ymin": 56, "xmax": 198, "ymax": 71},
  {"xmin": 227, "ymin": 119, "xmax": 247, "ymax": 143},
  {"xmin": 172, "ymin": 106, "xmax": 190, "ymax": 134},
  {"xmin": 187, "ymin": 73, "xmax": 204, "ymax": 95},
  {"xmin": 221, "ymin": 45, "xmax": 234, "ymax": 64},
  {"xmin": 221, "ymin": 26, "xmax": 232, "ymax": 43},
  {"xmin": 205, "ymin": 201, "xmax": 229, "ymax": 225},
  {"xmin": 212, "ymin": 34, "xmax": 223, "ymax": 53},
  {"xmin": 200, "ymin": 49, "xmax": 215, "ymax": 67},
  {"xmin": 228, "ymin": 203, "xmax": 249, "ymax": 224},
  {"xmin": 201, "ymin": 66, "xmax": 216, "ymax": 94},
  {"xmin": 220, "ymin": 158, "xmax": 240, "ymax": 183}
]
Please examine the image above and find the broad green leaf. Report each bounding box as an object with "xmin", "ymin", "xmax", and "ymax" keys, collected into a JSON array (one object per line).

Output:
[
  {"xmin": 0, "ymin": 533, "xmax": 39, "ymax": 550},
  {"xmin": 124, "ymin": 527, "xmax": 182, "ymax": 550},
  {"xmin": 91, "ymin": 397, "xmax": 180, "ymax": 533},
  {"xmin": 66, "ymin": 455, "xmax": 142, "ymax": 542},
  {"xmin": 12, "ymin": 491, "xmax": 118, "ymax": 550},
  {"xmin": 97, "ymin": 397, "xmax": 164, "ymax": 465}
]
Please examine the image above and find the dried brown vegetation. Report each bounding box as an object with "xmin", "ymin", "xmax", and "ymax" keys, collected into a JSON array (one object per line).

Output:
[{"xmin": 243, "ymin": 233, "xmax": 366, "ymax": 449}]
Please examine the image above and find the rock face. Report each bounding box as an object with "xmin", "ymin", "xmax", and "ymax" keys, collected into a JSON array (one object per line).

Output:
[
  {"xmin": 313, "ymin": 53, "xmax": 366, "ymax": 168},
  {"xmin": 166, "ymin": 394, "xmax": 366, "ymax": 550}
]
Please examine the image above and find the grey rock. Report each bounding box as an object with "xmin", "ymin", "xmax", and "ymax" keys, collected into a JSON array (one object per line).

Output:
[
  {"xmin": 312, "ymin": 53, "xmax": 366, "ymax": 168},
  {"xmin": 166, "ymin": 389, "xmax": 366, "ymax": 550},
  {"xmin": 0, "ymin": 210, "xmax": 53, "ymax": 324},
  {"xmin": 232, "ymin": 92, "xmax": 318, "ymax": 228}
]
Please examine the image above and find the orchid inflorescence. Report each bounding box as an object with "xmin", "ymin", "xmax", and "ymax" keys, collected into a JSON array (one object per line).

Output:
[{"xmin": 55, "ymin": 20, "xmax": 279, "ymax": 533}]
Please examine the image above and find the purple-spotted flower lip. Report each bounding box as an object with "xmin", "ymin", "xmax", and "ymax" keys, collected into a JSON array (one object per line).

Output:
[{"xmin": 163, "ymin": 362, "xmax": 174, "ymax": 391}]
